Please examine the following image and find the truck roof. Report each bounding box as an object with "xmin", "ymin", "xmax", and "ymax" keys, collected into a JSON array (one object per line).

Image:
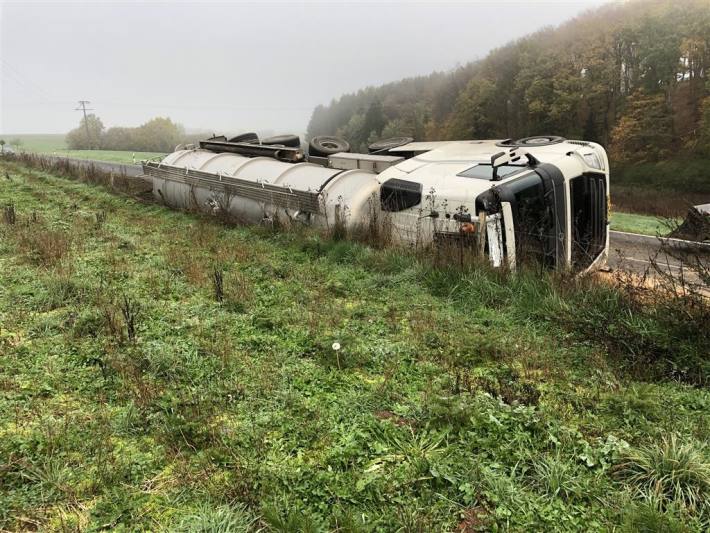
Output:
[
  {"xmin": 380, "ymin": 139, "xmax": 604, "ymax": 197},
  {"xmin": 389, "ymin": 139, "xmax": 590, "ymax": 162}
]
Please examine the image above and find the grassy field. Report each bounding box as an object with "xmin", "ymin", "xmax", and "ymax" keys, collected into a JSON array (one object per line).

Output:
[
  {"xmin": 3, "ymin": 133, "xmax": 164, "ymax": 164},
  {"xmin": 0, "ymin": 159, "xmax": 708, "ymax": 531},
  {"xmin": 46, "ymin": 149, "xmax": 165, "ymax": 164},
  {"xmin": 609, "ymin": 211, "xmax": 676, "ymax": 236},
  {"xmin": 2, "ymin": 133, "xmax": 67, "ymax": 152}
]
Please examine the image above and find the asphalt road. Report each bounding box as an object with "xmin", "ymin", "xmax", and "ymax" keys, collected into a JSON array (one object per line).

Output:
[
  {"xmin": 49, "ymin": 156, "xmax": 144, "ymax": 177},
  {"xmin": 43, "ymin": 156, "xmax": 710, "ymax": 275},
  {"xmin": 609, "ymin": 230, "xmax": 709, "ymax": 275}
]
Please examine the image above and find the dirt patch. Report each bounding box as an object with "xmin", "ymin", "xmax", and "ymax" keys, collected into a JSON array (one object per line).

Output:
[
  {"xmin": 456, "ymin": 507, "xmax": 488, "ymax": 532},
  {"xmin": 374, "ymin": 410, "xmax": 415, "ymax": 427}
]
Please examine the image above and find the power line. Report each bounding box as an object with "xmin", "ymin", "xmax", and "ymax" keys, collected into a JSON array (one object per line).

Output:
[
  {"xmin": 0, "ymin": 59, "xmax": 55, "ymax": 102},
  {"xmin": 75, "ymin": 100, "xmax": 95, "ymax": 148}
]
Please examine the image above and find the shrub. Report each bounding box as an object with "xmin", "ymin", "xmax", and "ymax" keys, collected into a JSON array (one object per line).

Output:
[
  {"xmin": 174, "ymin": 503, "xmax": 254, "ymax": 532},
  {"xmin": 15, "ymin": 226, "xmax": 71, "ymax": 266},
  {"xmin": 615, "ymin": 435, "xmax": 710, "ymax": 513},
  {"xmin": 619, "ymin": 493, "xmax": 693, "ymax": 533},
  {"xmin": 531, "ymin": 453, "xmax": 584, "ymax": 500}
]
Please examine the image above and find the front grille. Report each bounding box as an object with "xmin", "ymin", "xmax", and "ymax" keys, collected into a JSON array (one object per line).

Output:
[{"xmin": 571, "ymin": 173, "xmax": 607, "ymax": 268}]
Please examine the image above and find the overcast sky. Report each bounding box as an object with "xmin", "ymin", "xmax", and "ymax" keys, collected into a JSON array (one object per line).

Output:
[{"xmin": 0, "ymin": 0, "xmax": 606, "ymax": 135}]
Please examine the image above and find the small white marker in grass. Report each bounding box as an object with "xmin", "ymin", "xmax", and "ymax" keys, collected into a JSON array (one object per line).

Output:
[{"xmin": 332, "ymin": 342, "xmax": 342, "ymax": 369}]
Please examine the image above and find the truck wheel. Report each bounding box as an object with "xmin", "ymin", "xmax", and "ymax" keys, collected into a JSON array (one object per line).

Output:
[
  {"xmin": 513, "ymin": 136, "xmax": 565, "ymax": 146},
  {"xmin": 309, "ymin": 136, "xmax": 350, "ymax": 157},
  {"xmin": 228, "ymin": 132, "xmax": 259, "ymax": 143},
  {"xmin": 262, "ymin": 134, "xmax": 301, "ymax": 148},
  {"xmin": 368, "ymin": 136, "xmax": 413, "ymax": 153}
]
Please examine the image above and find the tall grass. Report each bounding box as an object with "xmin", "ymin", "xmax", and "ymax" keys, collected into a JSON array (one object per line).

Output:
[
  {"xmin": 615, "ymin": 435, "xmax": 710, "ymax": 513},
  {"xmin": 1, "ymin": 157, "xmax": 708, "ymax": 531}
]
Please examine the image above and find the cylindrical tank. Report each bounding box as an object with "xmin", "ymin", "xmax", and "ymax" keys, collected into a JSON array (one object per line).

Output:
[{"xmin": 150, "ymin": 149, "xmax": 381, "ymax": 230}]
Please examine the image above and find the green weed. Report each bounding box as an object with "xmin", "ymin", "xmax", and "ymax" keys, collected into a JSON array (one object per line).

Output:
[
  {"xmin": 0, "ymin": 159, "xmax": 707, "ymax": 531},
  {"xmin": 615, "ymin": 435, "xmax": 710, "ymax": 513}
]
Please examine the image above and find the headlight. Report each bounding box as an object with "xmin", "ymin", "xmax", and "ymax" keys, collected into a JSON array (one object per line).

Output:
[{"xmin": 583, "ymin": 153, "xmax": 603, "ymax": 170}]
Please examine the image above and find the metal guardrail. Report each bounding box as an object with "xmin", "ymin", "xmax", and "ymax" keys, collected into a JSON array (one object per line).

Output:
[{"xmin": 143, "ymin": 161, "xmax": 322, "ymax": 213}]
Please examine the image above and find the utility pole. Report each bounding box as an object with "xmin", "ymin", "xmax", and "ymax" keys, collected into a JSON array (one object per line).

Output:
[{"xmin": 75, "ymin": 100, "xmax": 94, "ymax": 149}]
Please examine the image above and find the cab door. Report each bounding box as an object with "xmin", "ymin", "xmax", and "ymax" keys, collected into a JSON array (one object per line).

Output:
[{"xmin": 494, "ymin": 166, "xmax": 566, "ymax": 269}]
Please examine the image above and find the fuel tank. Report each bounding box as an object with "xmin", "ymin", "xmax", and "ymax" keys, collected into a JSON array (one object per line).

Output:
[{"xmin": 144, "ymin": 149, "xmax": 381, "ymax": 230}]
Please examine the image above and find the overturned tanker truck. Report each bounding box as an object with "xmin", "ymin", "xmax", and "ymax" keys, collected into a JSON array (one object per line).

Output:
[{"xmin": 142, "ymin": 134, "xmax": 609, "ymax": 272}]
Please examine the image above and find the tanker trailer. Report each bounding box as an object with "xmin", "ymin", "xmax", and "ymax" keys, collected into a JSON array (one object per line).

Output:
[
  {"xmin": 142, "ymin": 137, "xmax": 387, "ymax": 233},
  {"xmin": 143, "ymin": 134, "xmax": 610, "ymax": 272}
]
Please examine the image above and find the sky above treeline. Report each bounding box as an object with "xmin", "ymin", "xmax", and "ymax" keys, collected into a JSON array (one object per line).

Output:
[{"xmin": 1, "ymin": 0, "xmax": 606, "ymax": 135}]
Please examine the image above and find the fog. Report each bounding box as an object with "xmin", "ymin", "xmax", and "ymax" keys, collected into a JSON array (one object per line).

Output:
[{"xmin": 1, "ymin": 0, "xmax": 605, "ymax": 135}]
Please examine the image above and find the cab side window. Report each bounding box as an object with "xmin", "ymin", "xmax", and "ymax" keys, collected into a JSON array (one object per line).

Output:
[{"xmin": 380, "ymin": 178, "xmax": 422, "ymax": 212}]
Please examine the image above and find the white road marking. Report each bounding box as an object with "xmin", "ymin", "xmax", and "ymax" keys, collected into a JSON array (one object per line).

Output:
[
  {"xmin": 610, "ymin": 230, "xmax": 710, "ymax": 249},
  {"xmin": 623, "ymin": 257, "xmax": 683, "ymax": 270}
]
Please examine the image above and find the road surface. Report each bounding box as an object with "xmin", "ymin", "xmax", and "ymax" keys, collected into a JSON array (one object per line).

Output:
[
  {"xmin": 49, "ymin": 156, "xmax": 144, "ymax": 177},
  {"xmin": 42, "ymin": 156, "xmax": 710, "ymax": 275},
  {"xmin": 609, "ymin": 230, "xmax": 709, "ymax": 275}
]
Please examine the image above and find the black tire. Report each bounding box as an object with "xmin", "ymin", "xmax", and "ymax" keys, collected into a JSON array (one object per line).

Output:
[
  {"xmin": 228, "ymin": 132, "xmax": 259, "ymax": 144},
  {"xmin": 368, "ymin": 136, "xmax": 414, "ymax": 153},
  {"xmin": 261, "ymin": 134, "xmax": 301, "ymax": 148},
  {"xmin": 309, "ymin": 136, "xmax": 350, "ymax": 157},
  {"xmin": 512, "ymin": 135, "xmax": 566, "ymax": 146}
]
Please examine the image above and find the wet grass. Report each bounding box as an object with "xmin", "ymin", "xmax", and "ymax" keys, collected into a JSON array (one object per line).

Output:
[
  {"xmin": 4, "ymin": 133, "xmax": 163, "ymax": 164},
  {"xmin": 0, "ymin": 159, "xmax": 707, "ymax": 531},
  {"xmin": 610, "ymin": 211, "xmax": 678, "ymax": 236},
  {"xmin": 42, "ymin": 149, "xmax": 165, "ymax": 164}
]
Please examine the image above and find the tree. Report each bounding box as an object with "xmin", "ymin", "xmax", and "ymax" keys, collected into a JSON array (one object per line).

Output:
[
  {"xmin": 363, "ymin": 99, "xmax": 386, "ymax": 139},
  {"xmin": 305, "ymin": 0, "xmax": 709, "ymax": 160},
  {"xmin": 336, "ymin": 113, "xmax": 366, "ymax": 152},
  {"xmin": 446, "ymin": 77, "xmax": 498, "ymax": 139},
  {"xmin": 636, "ymin": 16, "xmax": 682, "ymax": 93},
  {"xmin": 693, "ymin": 95, "xmax": 710, "ymax": 156},
  {"xmin": 102, "ymin": 127, "xmax": 136, "ymax": 152},
  {"xmin": 66, "ymin": 114, "xmax": 105, "ymax": 150},
  {"xmin": 132, "ymin": 117, "xmax": 184, "ymax": 152},
  {"xmin": 610, "ymin": 90, "xmax": 674, "ymax": 163}
]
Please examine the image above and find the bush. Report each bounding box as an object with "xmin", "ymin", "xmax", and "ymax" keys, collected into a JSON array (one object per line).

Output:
[
  {"xmin": 68, "ymin": 115, "xmax": 184, "ymax": 152},
  {"xmin": 615, "ymin": 435, "xmax": 710, "ymax": 513}
]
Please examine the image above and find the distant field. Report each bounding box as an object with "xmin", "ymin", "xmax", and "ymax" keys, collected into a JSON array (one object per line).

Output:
[
  {"xmin": 3, "ymin": 133, "xmax": 67, "ymax": 152},
  {"xmin": 4, "ymin": 133, "xmax": 164, "ymax": 164},
  {"xmin": 48, "ymin": 149, "xmax": 165, "ymax": 164},
  {"xmin": 609, "ymin": 211, "xmax": 677, "ymax": 236}
]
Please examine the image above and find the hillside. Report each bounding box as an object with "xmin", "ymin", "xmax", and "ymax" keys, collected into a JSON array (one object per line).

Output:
[
  {"xmin": 1, "ymin": 157, "xmax": 708, "ymax": 530},
  {"xmin": 307, "ymin": 0, "xmax": 710, "ymax": 208}
]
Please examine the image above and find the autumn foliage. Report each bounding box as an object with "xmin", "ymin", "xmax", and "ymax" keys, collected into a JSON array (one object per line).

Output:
[{"xmin": 307, "ymin": 0, "xmax": 710, "ymax": 165}]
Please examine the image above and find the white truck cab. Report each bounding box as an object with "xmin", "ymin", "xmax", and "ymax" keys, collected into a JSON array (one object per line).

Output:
[{"xmin": 373, "ymin": 137, "xmax": 610, "ymax": 272}]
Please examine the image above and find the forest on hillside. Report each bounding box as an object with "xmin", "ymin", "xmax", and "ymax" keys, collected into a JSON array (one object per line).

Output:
[{"xmin": 307, "ymin": 0, "xmax": 710, "ymax": 179}]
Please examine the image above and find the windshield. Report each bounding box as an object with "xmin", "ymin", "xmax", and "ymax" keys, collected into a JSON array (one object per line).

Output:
[{"xmin": 457, "ymin": 163, "xmax": 527, "ymax": 181}]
